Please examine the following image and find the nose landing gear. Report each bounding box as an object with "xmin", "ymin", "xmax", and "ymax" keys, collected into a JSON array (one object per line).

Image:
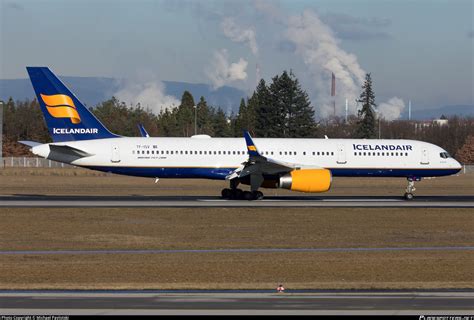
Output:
[{"xmin": 404, "ymin": 177, "xmax": 420, "ymax": 200}]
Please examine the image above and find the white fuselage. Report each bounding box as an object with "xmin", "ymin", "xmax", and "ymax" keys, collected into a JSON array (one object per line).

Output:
[{"xmin": 31, "ymin": 136, "xmax": 462, "ymax": 180}]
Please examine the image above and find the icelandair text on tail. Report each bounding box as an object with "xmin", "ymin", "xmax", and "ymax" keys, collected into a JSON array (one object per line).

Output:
[{"xmin": 53, "ymin": 128, "xmax": 98, "ymax": 134}]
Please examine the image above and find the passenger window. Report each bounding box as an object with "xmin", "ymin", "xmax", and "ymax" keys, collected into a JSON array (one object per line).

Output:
[
  {"xmin": 303, "ymin": 152, "xmax": 306, "ymax": 155},
  {"xmin": 331, "ymin": 152, "xmax": 334, "ymax": 156}
]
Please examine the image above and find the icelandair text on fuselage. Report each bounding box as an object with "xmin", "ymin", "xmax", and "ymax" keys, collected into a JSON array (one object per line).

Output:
[
  {"xmin": 353, "ymin": 144, "xmax": 413, "ymax": 151},
  {"xmin": 53, "ymin": 128, "xmax": 98, "ymax": 134}
]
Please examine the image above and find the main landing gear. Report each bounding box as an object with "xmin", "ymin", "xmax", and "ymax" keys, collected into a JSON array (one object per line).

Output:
[
  {"xmin": 221, "ymin": 179, "xmax": 263, "ymax": 200},
  {"xmin": 221, "ymin": 188, "xmax": 264, "ymax": 200},
  {"xmin": 404, "ymin": 177, "xmax": 420, "ymax": 200}
]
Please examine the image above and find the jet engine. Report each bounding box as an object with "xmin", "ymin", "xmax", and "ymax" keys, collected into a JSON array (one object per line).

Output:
[{"xmin": 279, "ymin": 169, "xmax": 332, "ymax": 193}]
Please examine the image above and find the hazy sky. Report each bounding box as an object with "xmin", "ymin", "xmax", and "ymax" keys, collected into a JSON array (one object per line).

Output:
[{"xmin": 1, "ymin": 0, "xmax": 473, "ymax": 116}]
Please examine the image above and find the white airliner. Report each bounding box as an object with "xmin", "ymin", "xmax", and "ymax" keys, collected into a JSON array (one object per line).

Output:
[{"xmin": 21, "ymin": 67, "xmax": 462, "ymax": 200}]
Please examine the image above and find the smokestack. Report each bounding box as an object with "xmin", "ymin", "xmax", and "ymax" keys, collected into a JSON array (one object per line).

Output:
[
  {"xmin": 345, "ymin": 98, "xmax": 348, "ymax": 123},
  {"xmin": 331, "ymin": 72, "xmax": 336, "ymax": 97},
  {"xmin": 331, "ymin": 72, "xmax": 336, "ymax": 116},
  {"xmin": 408, "ymin": 100, "xmax": 412, "ymax": 121}
]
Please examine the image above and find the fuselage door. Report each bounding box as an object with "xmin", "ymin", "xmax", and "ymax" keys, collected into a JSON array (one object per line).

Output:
[
  {"xmin": 337, "ymin": 144, "xmax": 347, "ymax": 164},
  {"xmin": 420, "ymin": 148, "xmax": 429, "ymax": 165},
  {"xmin": 111, "ymin": 143, "xmax": 121, "ymax": 163}
]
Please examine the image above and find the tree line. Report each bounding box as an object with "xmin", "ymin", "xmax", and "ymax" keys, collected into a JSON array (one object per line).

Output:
[{"xmin": 1, "ymin": 70, "xmax": 473, "ymax": 163}]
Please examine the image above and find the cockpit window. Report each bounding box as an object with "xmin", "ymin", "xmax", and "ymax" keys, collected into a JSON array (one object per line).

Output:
[{"xmin": 439, "ymin": 152, "xmax": 451, "ymax": 159}]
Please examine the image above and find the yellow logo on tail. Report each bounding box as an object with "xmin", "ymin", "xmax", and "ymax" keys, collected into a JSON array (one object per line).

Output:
[
  {"xmin": 40, "ymin": 94, "xmax": 81, "ymax": 124},
  {"xmin": 248, "ymin": 145, "xmax": 257, "ymax": 151}
]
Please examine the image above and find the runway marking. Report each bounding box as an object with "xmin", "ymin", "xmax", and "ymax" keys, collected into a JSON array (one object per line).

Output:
[{"xmin": 0, "ymin": 246, "xmax": 473, "ymax": 255}]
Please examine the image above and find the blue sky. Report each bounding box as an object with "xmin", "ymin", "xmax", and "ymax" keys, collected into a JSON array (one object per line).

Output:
[{"xmin": 1, "ymin": 0, "xmax": 473, "ymax": 116}]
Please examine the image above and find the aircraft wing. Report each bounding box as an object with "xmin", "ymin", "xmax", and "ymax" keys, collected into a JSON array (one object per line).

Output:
[{"xmin": 226, "ymin": 131, "xmax": 323, "ymax": 189}]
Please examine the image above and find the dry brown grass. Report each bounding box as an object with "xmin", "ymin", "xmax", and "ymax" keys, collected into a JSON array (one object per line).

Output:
[
  {"xmin": 0, "ymin": 207, "xmax": 473, "ymax": 251},
  {"xmin": 1, "ymin": 251, "xmax": 472, "ymax": 290},
  {"xmin": 0, "ymin": 207, "xmax": 473, "ymax": 290},
  {"xmin": 0, "ymin": 167, "xmax": 473, "ymax": 196}
]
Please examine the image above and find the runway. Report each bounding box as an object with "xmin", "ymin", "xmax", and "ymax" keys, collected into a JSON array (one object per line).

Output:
[
  {"xmin": 1, "ymin": 291, "xmax": 473, "ymax": 315},
  {"xmin": 1, "ymin": 195, "xmax": 473, "ymax": 207}
]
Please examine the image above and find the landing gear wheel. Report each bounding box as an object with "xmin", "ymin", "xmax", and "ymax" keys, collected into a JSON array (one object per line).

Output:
[
  {"xmin": 242, "ymin": 191, "xmax": 264, "ymax": 200},
  {"xmin": 243, "ymin": 191, "xmax": 253, "ymax": 201},
  {"xmin": 404, "ymin": 178, "xmax": 417, "ymax": 201},
  {"xmin": 221, "ymin": 188, "xmax": 232, "ymax": 199},
  {"xmin": 233, "ymin": 188, "xmax": 243, "ymax": 200}
]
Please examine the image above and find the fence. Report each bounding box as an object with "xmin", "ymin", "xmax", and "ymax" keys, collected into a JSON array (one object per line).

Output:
[
  {"xmin": 1, "ymin": 157, "xmax": 76, "ymax": 168},
  {"xmin": 1, "ymin": 157, "xmax": 473, "ymax": 173}
]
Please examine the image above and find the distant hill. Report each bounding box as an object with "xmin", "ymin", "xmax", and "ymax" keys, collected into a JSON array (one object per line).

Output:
[
  {"xmin": 1, "ymin": 77, "xmax": 472, "ymax": 119},
  {"xmin": 0, "ymin": 76, "xmax": 246, "ymax": 112},
  {"xmin": 400, "ymin": 105, "xmax": 474, "ymax": 120}
]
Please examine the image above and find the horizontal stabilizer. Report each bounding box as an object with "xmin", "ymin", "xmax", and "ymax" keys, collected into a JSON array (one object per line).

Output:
[
  {"xmin": 18, "ymin": 140, "xmax": 42, "ymax": 148},
  {"xmin": 49, "ymin": 144, "xmax": 93, "ymax": 158}
]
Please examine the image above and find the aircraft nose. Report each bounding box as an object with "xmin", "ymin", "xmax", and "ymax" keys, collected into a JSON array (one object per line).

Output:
[{"xmin": 453, "ymin": 159, "xmax": 463, "ymax": 171}]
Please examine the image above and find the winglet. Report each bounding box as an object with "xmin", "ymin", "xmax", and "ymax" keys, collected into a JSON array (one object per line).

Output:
[
  {"xmin": 243, "ymin": 130, "xmax": 261, "ymax": 157},
  {"xmin": 138, "ymin": 124, "xmax": 150, "ymax": 137}
]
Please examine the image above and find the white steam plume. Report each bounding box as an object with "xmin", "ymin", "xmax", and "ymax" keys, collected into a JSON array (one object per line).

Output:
[
  {"xmin": 377, "ymin": 97, "xmax": 405, "ymax": 121},
  {"xmin": 206, "ymin": 49, "xmax": 248, "ymax": 89},
  {"xmin": 221, "ymin": 17, "xmax": 258, "ymax": 56},
  {"xmin": 286, "ymin": 10, "xmax": 366, "ymax": 118},
  {"xmin": 252, "ymin": 5, "xmax": 403, "ymax": 120},
  {"xmin": 114, "ymin": 80, "xmax": 179, "ymax": 114}
]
